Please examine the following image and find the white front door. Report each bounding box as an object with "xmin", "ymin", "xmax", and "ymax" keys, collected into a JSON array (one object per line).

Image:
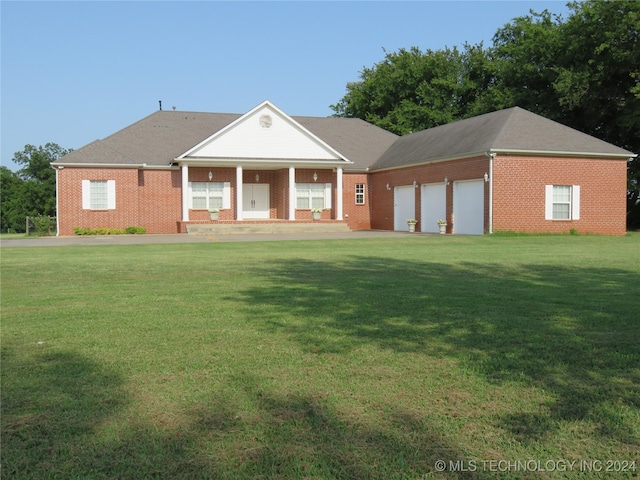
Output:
[
  {"xmin": 394, "ymin": 185, "xmax": 415, "ymax": 231},
  {"xmin": 243, "ymin": 184, "xmax": 270, "ymax": 219},
  {"xmin": 421, "ymin": 183, "xmax": 446, "ymax": 233}
]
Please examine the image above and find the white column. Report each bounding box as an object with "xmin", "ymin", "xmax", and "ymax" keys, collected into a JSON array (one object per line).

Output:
[
  {"xmin": 336, "ymin": 167, "xmax": 343, "ymax": 220},
  {"xmin": 55, "ymin": 168, "xmax": 60, "ymax": 236},
  {"xmin": 181, "ymin": 164, "xmax": 189, "ymax": 221},
  {"xmin": 288, "ymin": 166, "xmax": 296, "ymax": 220},
  {"xmin": 236, "ymin": 165, "xmax": 243, "ymax": 221}
]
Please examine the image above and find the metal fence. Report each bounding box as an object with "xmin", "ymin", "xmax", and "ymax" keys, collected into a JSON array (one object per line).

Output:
[{"xmin": 26, "ymin": 216, "xmax": 57, "ymax": 236}]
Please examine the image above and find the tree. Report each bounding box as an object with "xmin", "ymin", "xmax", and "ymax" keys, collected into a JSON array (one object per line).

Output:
[
  {"xmin": 0, "ymin": 143, "xmax": 72, "ymax": 232},
  {"xmin": 0, "ymin": 166, "xmax": 26, "ymax": 232},
  {"xmin": 331, "ymin": 0, "xmax": 640, "ymax": 226},
  {"xmin": 488, "ymin": 9, "xmax": 565, "ymax": 119},
  {"xmin": 490, "ymin": 1, "xmax": 640, "ymax": 226},
  {"xmin": 331, "ymin": 45, "xmax": 494, "ymax": 134},
  {"xmin": 557, "ymin": 1, "xmax": 640, "ymax": 225}
]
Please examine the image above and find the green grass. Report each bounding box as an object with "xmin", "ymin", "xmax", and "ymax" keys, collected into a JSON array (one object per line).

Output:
[
  {"xmin": 2, "ymin": 235, "xmax": 639, "ymax": 479},
  {"xmin": 1, "ymin": 233, "xmax": 31, "ymax": 240}
]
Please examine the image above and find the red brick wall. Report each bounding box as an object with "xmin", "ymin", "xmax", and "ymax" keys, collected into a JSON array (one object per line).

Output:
[
  {"xmin": 342, "ymin": 173, "xmax": 371, "ymax": 230},
  {"xmin": 492, "ymin": 155, "xmax": 628, "ymax": 235},
  {"xmin": 57, "ymin": 156, "xmax": 627, "ymax": 236},
  {"xmin": 370, "ymin": 156, "xmax": 490, "ymax": 232},
  {"xmin": 138, "ymin": 169, "xmax": 182, "ymax": 233},
  {"xmin": 57, "ymin": 168, "xmax": 139, "ymax": 235},
  {"xmin": 188, "ymin": 167, "xmax": 236, "ymax": 222}
]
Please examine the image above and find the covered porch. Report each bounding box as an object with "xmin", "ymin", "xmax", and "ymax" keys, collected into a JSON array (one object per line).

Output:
[
  {"xmin": 177, "ymin": 164, "xmax": 347, "ymax": 233},
  {"xmin": 174, "ymin": 100, "xmax": 355, "ymax": 232}
]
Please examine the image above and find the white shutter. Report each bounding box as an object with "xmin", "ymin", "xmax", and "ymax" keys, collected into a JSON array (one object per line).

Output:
[
  {"xmin": 187, "ymin": 182, "xmax": 193, "ymax": 209},
  {"xmin": 82, "ymin": 180, "xmax": 91, "ymax": 209},
  {"xmin": 325, "ymin": 183, "xmax": 332, "ymax": 209},
  {"xmin": 223, "ymin": 182, "xmax": 231, "ymax": 209},
  {"xmin": 107, "ymin": 180, "xmax": 116, "ymax": 210},
  {"xmin": 572, "ymin": 185, "xmax": 580, "ymax": 220},
  {"xmin": 545, "ymin": 185, "xmax": 554, "ymax": 220}
]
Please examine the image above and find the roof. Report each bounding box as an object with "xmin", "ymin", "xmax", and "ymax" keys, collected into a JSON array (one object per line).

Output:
[
  {"xmin": 55, "ymin": 110, "xmax": 399, "ymax": 171},
  {"xmin": 54, "ymin": 105, "xmax": 634, "ymax": 172},
  {"xmin": 371, "ymin": 107, "xmax": 634, "ymax": 171}
]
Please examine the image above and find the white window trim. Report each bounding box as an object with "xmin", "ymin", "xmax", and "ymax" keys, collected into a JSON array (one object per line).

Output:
[
  {"xmin": 188, "ymin": 182, "xmax": 231, "ymax": 209},
  {"xmin": 545, "ymin": 185, "xmax": 580, "ymax": 220},
  {"xmin": 295, "ymin": 183, "xmax": 332, "ymax": 209},
  {"xmin": 355, "ymin": 183, "xmax": 365, "ymax": 205},
  {"xmin": 82, "ymin": 180, "xmax": 116, "ymax": 210}
]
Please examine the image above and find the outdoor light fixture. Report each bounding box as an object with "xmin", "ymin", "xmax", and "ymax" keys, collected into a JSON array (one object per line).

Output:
[
  {"xmin": 313, "ymin": 171, "xmax": 318, "ymax": 182},
  {"xmin": 413, "ymin": 179, "xmax": 418, "ymax": 188},
  {"xmin": 255, "ymin": 174, "xmax": 260, "ymax": 182},
  {"xmin": 484, "ymin": 172, "xmax": 489, "ymax": 182},
  {"xmin": 386, "ymin": 183, "xmax": 391, "ymax": 191},
  {"xmin": 444, "ymin": 177, "xmax": 450, "ymax": 186},
  {"xmin": 208, "ymin": 170, "xmax": 213, "ymax": 181}
]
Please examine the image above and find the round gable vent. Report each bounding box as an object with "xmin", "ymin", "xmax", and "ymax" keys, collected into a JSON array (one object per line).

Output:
[{"xmin": 259, "ymin": 115, "xmax": 273, "ymax": 128}]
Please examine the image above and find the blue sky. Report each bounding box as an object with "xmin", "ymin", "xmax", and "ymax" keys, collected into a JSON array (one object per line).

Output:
[{"xmin": 1, "ymin": 1, "xmax": 570, "ymax": 170}]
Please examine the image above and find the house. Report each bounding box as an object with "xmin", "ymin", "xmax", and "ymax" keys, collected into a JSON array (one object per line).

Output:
[{"xmin": 52, "ymin": 100, "xmax": 635, "ymax": 236}]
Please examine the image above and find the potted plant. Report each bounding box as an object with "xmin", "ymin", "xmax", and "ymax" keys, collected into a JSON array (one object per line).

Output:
[
  {"xmin": 407, "ymin": 219, "xmax": 418, "ymax": 232},
  {"xmin": 209, "ymin": 208, "xmax": 220, "ymax": 220},
  {"xmin": 311, "ymin": 207, "xmax": 322, "ymax": 220},
  {"xmin": 437, "ymin": 219, "xmax": 447, "ymax": 234}
]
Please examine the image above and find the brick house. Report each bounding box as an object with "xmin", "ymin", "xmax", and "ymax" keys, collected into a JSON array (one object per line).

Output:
[{"xmin": 52, "ymin": 100, "xmax": 634, "ymax": 236}]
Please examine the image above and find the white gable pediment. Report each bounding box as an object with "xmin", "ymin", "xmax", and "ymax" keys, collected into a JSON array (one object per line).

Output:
[{"xmin": 179, "ymin": 101, "xmax": 348, "ymax": 162}]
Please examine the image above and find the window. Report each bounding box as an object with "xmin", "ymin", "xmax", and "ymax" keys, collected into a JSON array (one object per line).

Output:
[
  {"xmin": 90, "ymin": 181, "xmax": 108, "ymax": 209},
  {"xmin": 355, "ymin": 184, "xmax": 365, "ymax": 205},
  {"xmin": 296, "ymin": 183, "xmax": 332, "ymax": 209},
  {"xmin": 545, "ymin": 185, "xmax": 580, "ymax": 220},
  {"xmin": 82, "ymin": 180, "xmax": 115, "ymax": 210},
  {"xmin": 191, "ymin": 182, "xmax": 223, "ymax": 209},
  {"xmin": 188, "ymin": 182, "xmax": 230, "ymax": 210}
]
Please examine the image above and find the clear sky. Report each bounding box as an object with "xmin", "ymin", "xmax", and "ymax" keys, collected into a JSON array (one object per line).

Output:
[{"xmin": 1, "ymin": 1, "xmax": 570, "ymax": 170}]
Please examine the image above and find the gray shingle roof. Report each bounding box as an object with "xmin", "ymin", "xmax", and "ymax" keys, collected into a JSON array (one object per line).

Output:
[
  {"xmin": 55, "ymin": 106, "xmax": 633, "ymax": 171},
  {"xmin": 55, "ymin": 110, "xmax": 399, "ymax": 171},
  {"xmin": 371, "ymin": 107, "xmax": 634, "ymax": 171}
]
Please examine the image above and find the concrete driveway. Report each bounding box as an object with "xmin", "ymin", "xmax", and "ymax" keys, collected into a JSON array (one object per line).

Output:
[{"xmin": 1, "ymin": 230, "xmax": 424, "ymax": 247}]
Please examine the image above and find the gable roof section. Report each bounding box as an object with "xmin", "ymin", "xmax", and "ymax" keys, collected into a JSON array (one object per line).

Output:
[
  {"xmin": 371, "ymin": 107, "xmax": 634, "ymax": 171},
  {"xmin": 178, "ymin": 101, "xmax": 352, "ymax": 167},
  {"xmin": 54, "ymin": 104, "xmax": 397, "ymax": 171}
]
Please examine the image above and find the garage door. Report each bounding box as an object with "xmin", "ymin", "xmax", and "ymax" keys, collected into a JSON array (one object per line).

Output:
[
  {"xmin": 421, "ymin": 183, "xmax": 446, "ymax": 233},
  {"xmin": 453, "ymin": 180, "xmax": 484, "ymax": 235},
  {"xmin": 394, "ymin": 186, "xmax": 415, "ymax": 231}
]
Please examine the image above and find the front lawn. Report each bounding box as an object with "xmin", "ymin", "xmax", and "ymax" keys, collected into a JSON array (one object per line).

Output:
[{"xmin": 2, "ymin": 235, "xmax": 639, "ymax": 479}]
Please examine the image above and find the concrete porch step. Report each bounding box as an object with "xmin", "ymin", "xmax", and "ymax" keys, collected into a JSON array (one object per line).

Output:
[{"xmin": 186, "ymin": 222, "xmax": 352, "ymax": 236}]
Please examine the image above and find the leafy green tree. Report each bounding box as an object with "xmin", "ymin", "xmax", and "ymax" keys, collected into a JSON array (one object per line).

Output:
[
  {"xmin": 0, "ymin": 166, "xmax": 26, "ymax": 232},
  {"xmin": 331, "ymin": 45, "xmax": 494, "ymax": 134},
  {"xmin": 557, "ymin": 1, "xmax": 640, "ymax": 225},
  {"xmin": 332, "ymin": 0, "xmax": 640, "ymax": 226},
  {"xmin": 491, "ymin": 1, "xmax": 640, "ymax": 226},
  {"xmin": 488, "ymin": 9, "xmax": 565, "ymax": 120},
  {"xmin": 0, "ymin": 143, "xmax": 72, "ymax": 232}
]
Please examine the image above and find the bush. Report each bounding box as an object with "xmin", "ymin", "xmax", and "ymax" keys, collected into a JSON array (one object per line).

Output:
[
  {"xmin": 74, "ymin": 226, "xmax": 146, "ymax": 236},
  {"xmin": 31, "ymin": 215, "xmax": 55, "ymax": 236}
]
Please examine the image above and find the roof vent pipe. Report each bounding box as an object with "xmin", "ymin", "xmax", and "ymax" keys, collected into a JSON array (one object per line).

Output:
[{"xmin": 159, "ymin": 100, "xmax": 162, "ymax": 111}]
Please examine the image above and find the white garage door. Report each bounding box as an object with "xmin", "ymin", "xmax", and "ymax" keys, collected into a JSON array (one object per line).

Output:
[
  {"xmin": 394, "ymin": 186, "xmax": 415, "ymax": 231},
  {"xmin": 421, "ymin": 183, "xmax": 446, "ymax": 233},
  {"xmin": 453, "ymin": 180, "xmax": 485, "ymax": 235}
]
